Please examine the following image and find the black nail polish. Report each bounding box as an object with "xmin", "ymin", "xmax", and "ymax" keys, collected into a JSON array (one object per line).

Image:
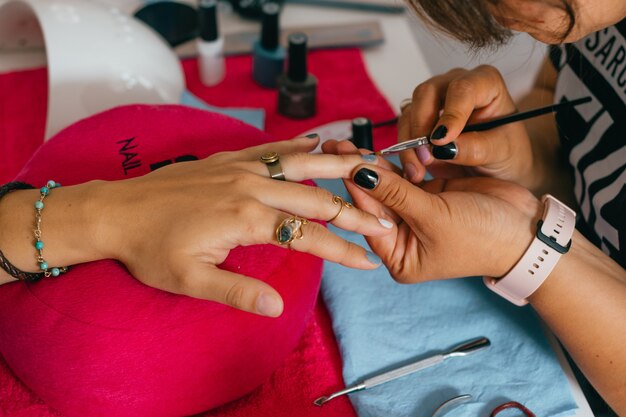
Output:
[
  {"xmin": 305, "ymin": 133, "xmax": 319, "ymax": 139},
  {"xmin": 431, "ymin": 125, "xmax": 448, "ymax": 141},
  {"xmin": 354, "ymin": 168, "xmax": 379, "ymax": 189},
  {"xmin": 432, "ymin": 142, "xmax": 458, "ymax": 160}
]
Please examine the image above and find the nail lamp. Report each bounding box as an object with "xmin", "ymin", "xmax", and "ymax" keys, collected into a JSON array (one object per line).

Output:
[{"xmin": 0, "ymin": 0, "xmax": 185, "ymax": 140}]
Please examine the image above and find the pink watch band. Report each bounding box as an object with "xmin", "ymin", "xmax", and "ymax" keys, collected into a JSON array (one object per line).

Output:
[{"xmin": 484, "ymin": 195, "xmax": 576, "ymax": 306}]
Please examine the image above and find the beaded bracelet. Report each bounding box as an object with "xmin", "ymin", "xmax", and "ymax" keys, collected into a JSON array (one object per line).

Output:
[
  {"xmin": 34, "ymin": 180, "xmax": 68, "ymax": 278},
  {"xmin": 0, "ymin": 182, "xmax": 43, "ymax": 281},
  {"xmin": 0, "ymin": 181, "xmax": 69, "ymax": 282}
]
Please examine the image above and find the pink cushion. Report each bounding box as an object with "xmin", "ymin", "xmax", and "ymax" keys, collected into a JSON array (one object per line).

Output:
[{"xmin": 0, "ymin": 105, "xmax": 323, "ymax": 417}]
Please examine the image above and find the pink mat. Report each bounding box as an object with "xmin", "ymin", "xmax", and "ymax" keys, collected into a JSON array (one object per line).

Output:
[{"xmin": 0, "ymin": 49, "xmax": 397, "ymax": 416}]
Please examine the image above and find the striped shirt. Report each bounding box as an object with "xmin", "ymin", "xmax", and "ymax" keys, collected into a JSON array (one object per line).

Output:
[{"xmin": 549, "ymin": 18, "xmax": 626, "ymax": 268}]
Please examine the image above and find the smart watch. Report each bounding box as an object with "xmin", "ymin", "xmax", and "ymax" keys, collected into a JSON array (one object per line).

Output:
[{"xmin": 484, "ymin": 194, "xmax": 576, "ymax": 306}]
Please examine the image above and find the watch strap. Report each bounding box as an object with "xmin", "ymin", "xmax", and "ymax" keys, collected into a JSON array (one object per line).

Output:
[{"xmin": 484, "ymin": 195, "xmax": 576, "ymax": 306}]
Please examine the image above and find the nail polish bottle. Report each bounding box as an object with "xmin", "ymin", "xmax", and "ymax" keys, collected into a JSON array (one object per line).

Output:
[
  {"xmin": 277, "ymin": 33, "xmax": 317, "ymax": 119},
  {"xmin": 197, "ymin": 0, "xmax": 225, "ymax": 86},
  {"xmin": 252, "ymin": 2, "xmax": 285, "ymax": 88},
  {"xmin": 351, "ymin": 117, "xmax": 373, "ymax": 150}
]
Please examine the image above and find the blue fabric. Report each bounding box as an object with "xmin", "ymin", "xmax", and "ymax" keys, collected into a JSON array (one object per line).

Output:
[
  {"xmin": 316, "ymin": 179, "xmax": 578, "ymax": 417},
  {"xmin": 180, "ymin": 90, "xmax": 265, "ymax": 130}
]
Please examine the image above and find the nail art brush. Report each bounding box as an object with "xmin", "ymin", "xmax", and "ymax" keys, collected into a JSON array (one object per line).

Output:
[
  {"xmin": 373, "ymin": 96, "xmax": 591, "ymax": 156},
  {"xmin": 313, "ymin": 336, "xmax": 490, "ymax": 407}
]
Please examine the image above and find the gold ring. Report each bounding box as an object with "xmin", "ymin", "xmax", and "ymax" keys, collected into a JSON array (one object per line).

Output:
[
  {"xmin": 260, "ymin": 151, "xmax": 286, "ymax": 181},
  {"xmin": 276, "ymin": 215, "xmax": 309, "ymax": 248},
  {"xmin": 327, "ymin": 195, "xmax": 353, "ymax": 223},
  {"xmin": 399, "ymin": 98, "xmax": 412, "ymax": 113}
]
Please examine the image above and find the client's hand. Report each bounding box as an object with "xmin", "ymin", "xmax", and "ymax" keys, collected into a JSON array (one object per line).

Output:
[
  {"xmin": 100, "ymin": 136, "xmax": 391, "ymax": 316},
  {"xmin": 325, "ymin": 139, "xmax": 542, "ymax": 283}
]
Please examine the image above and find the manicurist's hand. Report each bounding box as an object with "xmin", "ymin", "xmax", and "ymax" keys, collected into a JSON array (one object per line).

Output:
[
  {"xmin": 334, "ymin": 143, "xmax": 543, "ymax": 282},
  {"xmin": 399, "ymin": 65, "xmax": 536, "ymax": 188},
  {"xmin": 0, "ymin": 136, "xmax": 393, "ymax": 317}
]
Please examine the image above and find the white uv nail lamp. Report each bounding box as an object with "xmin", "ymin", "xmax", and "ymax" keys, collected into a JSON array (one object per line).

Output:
[{"xmin": 0, "ymin": 0, "xmax": 185, "ymax": 140}]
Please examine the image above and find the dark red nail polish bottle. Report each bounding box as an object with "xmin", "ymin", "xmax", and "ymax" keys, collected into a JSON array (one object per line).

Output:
[{"xmin": 277, "ymin": 33, "xmax": 317, "ymax": 119}]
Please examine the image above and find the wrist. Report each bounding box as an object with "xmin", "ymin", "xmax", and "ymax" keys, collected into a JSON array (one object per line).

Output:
[
  {"xmin": 485, "ymin": 194, "xmax": 575, "ymax": 306},
  {"xmin": 0, "ymin": 180, "xmax": 114, "ymax": 273},
  {"xmin": 490, "ymin": 196, "xmax": 542, "ymax": 278},
  {"xmin": 86, "ymin": 179, "xmax": 128, "ymax": 262}
]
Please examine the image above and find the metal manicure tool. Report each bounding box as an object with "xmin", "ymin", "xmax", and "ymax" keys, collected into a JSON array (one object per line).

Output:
[
  {"xmin": 374, "ymin": 136, "xmax": 430, "ymax": 155},
  {"xmin": 313, "ymin": 336, "xmax": 490, "ymax": 407},
  {"xmin": 374, "ymin": 96, "xmax": 592, "ymax": 156}
]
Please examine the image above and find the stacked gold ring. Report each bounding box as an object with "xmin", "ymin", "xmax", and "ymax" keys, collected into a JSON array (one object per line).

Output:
[{"xmin": 327, "ymin": 195, "xmax": 353, "ymax": 223}]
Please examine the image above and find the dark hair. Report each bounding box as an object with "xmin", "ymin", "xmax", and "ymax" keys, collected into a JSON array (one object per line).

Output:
[{"xmin": 405, "ymin": 0, "xmax": 576, "ymax": 48}]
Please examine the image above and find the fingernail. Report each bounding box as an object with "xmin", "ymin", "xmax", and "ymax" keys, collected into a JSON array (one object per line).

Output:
[
  {"xmin": 305, "ymin": 133, "xmax": 319, "ymax": 139},
  {"xmin": 256, "ymin": 293, "xmax": 283, "ymax": 317},
  {"xmin": 432, "ymin": 142, "xmax": 458, "ymax": 160},
  {"xmin": 378, "ymin": 218, "xmax": 394, "ymax": 229},
  {"xmin": 416, "ymin": 146, "xmax": 431, "ymax": 165},
  {"xmin": 365, "ymin": 250, "xmax": 382, "ymax": 265},
  {"xmin": 361, "ymin": 154, "xmax": 377, "ymax": 163},
  {"xmin": 353, "ymin": 168, "xmax": 379, "ymax": 189},
  {"xmin": 431, "ymin": 125, "xmax": 448, "ymax": 141},
  {"xmin": 404, "ymin": 163, "xmax": 418, "ymax": 183}
]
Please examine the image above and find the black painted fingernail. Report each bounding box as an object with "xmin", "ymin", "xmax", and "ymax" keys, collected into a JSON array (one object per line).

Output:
[
  {"xmin": 354, "ymin": 168, "xmax": 379, "ymax": 189},
  {"xmin": 431, "ymin": 125, "xmax": 448, "ymax": 141},
  {"xmin": 305, "ymin": 133, "xmax": 319, "ymax": 139},
  {"xmin": 432, "ymin": 142, "xmax": 458, "ymax": 160}
]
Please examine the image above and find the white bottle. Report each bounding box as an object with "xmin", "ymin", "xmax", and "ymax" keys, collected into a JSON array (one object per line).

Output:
[{"xmin": 197, "ymin": 0, "xmax": 225, "ymax": 86}]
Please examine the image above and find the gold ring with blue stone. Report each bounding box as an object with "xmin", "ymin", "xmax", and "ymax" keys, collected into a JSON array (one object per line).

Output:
[{"xmin": 276, "ymin": 215, "xmax": 309, "ymax": 248}]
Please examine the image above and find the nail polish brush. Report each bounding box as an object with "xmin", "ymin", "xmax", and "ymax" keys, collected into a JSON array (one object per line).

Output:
[
  {"xmin": 313, "ymin": 336, "xmax": 490, "ymax": 407},
  {"xmin": 373, "ymin": 96, "xmax": 591, "ymax": 156}
]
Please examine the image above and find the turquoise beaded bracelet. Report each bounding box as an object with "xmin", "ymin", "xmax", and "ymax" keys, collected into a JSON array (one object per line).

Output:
[{"xmin": 34, "ymin": 180, "xmax": 68, "ymax": 278}]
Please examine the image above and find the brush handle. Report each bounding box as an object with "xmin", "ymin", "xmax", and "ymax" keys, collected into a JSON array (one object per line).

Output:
[{"xmin": 462, "ymin": 96, "xmax": 591, "ymax": 133}]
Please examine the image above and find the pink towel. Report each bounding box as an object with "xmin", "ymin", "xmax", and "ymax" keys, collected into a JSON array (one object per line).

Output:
[{"xmin": 0, "ymin": 49, "xmax": 397, "ymax": 416}]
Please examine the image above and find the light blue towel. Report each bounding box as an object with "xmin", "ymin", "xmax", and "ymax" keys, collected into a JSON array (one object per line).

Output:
[
  {"xmin": 317, "ymin": 179, "xmax": 578, "ymax": 417},
  {"xmin": 180, "ymin": 90, "xmax": 265, "ymax": 130}
]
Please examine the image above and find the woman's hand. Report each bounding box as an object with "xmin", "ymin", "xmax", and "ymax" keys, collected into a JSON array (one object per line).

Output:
[
  {"xmin": 98, "ymin": 136, "xmax": 394, "ymax": 316},
  {"xmin": 0, "ymin": 136, "xmax": 394, "ymax": 316},
  {"xmin": 399, "ymin": 65, "xmax": 536, "ymax": 188},
  {"xmin": 351, "ymin": 165, "xmax": 540, "ymax": 281},
  {"xmin": 326, "ymin": 136, "xmax": 543, "ymax": 282}
]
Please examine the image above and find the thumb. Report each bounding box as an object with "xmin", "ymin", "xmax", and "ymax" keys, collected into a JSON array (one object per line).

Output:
[{"xmin": 351, "ymin": 165, "xmax": 431, "ymax": 219}]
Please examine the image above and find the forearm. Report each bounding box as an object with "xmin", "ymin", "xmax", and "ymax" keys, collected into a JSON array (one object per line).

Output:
[
  {"xmin": 528, "ymin": 231, "xmax": 626, "ymax": 413},
  {"xmin": 0, "ymin": 181, "xmax": 113, "ymax": 283}
]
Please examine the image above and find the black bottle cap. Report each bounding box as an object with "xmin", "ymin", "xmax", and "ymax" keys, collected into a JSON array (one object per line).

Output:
[
  {"xmin": 260, "ymin": 2, "xmax": 281, "ymax": 50},
  {"xmin": 351, "ymin": 117, "xmax": 374, "ymax": 150},
  {"xmin": 287, "ymin": 32, "xmax": 308, "ymax": 83},
  {"xmin": 198, "ymin": 0, "xmax": 219, "ymax": 42}
]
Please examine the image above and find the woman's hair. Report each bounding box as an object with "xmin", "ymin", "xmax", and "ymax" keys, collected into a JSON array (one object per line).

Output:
[{"xmin": 405, "ymin": 0, "xmax": 576, "ymax": 48}]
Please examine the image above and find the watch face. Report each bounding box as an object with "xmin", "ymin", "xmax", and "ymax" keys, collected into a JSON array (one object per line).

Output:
[{"xmin": 261, "ymin": 151, "xmax": 280, "ymax": 164}]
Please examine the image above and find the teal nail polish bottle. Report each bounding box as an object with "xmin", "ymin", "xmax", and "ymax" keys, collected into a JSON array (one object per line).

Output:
[{"xmin": 252, "ymin": 3, "xmax": 285, "ymax": 88}]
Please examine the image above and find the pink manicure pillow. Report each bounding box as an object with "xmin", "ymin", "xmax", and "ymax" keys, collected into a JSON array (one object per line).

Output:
[{"xmin": 0, "ymin": 105, "xmax": 323, "ymax": 417}]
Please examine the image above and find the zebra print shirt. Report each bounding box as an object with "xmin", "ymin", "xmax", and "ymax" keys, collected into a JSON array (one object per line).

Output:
[{"xmin": 549, "ymin": 18, "xmax": 626, "ymax": 268}]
